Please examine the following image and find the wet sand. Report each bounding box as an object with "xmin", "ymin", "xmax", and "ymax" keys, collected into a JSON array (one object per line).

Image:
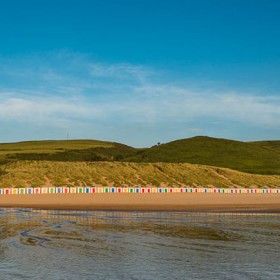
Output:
[{"xmin": 0, "ymin": 193, "xmax": 280, "ymax": 212}]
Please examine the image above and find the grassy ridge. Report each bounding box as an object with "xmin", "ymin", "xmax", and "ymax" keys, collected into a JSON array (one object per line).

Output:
[
  {"xmin": 1, "ymin": 136, "xmax": 280, "ymax": 176},
  {"xmin": 0, "ymin": 140, "xmax": 137, "ymax": 162},
  {"xmin": 1, "ymin": 161, "xmax": 279, "ymax": 189},
  {"xmin": 127, "ymin": 136, "xmax": 280, "ymax": 175}
]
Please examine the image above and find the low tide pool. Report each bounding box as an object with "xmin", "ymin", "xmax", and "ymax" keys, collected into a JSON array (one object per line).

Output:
[{"xmin": 0, "ymin": 209, "xmax": 279, "ymax": 280}]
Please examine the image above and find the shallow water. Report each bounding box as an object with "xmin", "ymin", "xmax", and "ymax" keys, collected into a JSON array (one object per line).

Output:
[{"xmin": 0, "ymin": 209, "xmax": 279, "ymax": 280}]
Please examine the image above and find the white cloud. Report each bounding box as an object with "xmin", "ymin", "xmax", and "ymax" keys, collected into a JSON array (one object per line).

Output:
[{"xmin": 0, "ymin": 52, "xmax": 280, "ymax": 144}]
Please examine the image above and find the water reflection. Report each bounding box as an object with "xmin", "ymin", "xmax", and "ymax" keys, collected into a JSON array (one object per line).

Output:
[{"xmin": 0, "ymin": 209, "xmax": 280, "ymax": 280}]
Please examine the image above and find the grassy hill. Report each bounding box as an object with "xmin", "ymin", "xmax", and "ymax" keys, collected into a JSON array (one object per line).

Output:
[
  {"xmin": 126, "ymin": 136, "xmax": 280, "ymax": 175},
  {"xmin": 1, "ymin": 160, "xmax": 279, "ymax": 189},
  {"xmin": 0, "ymin": 140, "xmax": 137, "ymax": 162},
  {"xmin": 1, "ymin": 136, "xmax": 280, "ymax": 176}
]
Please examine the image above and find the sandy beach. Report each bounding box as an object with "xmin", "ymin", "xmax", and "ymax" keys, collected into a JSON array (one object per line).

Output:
[{"xmin": 0, "ymin": 193, "xmax": 280, "ymax": 212}]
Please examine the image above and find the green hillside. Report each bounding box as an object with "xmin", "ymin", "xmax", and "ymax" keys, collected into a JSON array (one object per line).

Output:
[
  {"xmin": 0, "ymin": 140, "xmax": 137, "ymax": 162},
  {"xmin": 1, "ymin": 160, "xmax": 280, "ymax": 189},
  {"xmin": 1, "ymin": 137, "xmax": 280, "ymax": 175},
  {"xmin": 127, "ymin": 136, "xmax": 280, "ymax": 175}
]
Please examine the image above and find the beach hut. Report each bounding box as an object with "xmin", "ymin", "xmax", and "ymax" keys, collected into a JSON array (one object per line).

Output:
[
  {"xmin": 117, "ymin": 188, "xmax": 122, "ymax": 193},
  {"xmin": 84, "ymin": 187, "xmax": 90, "ymax": 193},
  {"xmin": 135, "ymin": 188, "xmax": 140, "ymax": 193},
  {"xmin": 27, "ymin": 188, "xmax": 33, "ymax": 194},
  {"xmin": 70, "ymin": 187, "xmax": 77, "ymax": 194},
  {"xmin": 41, "ymin": 188, "xmax": 48, "ymax": 194},
  {"xmin": 4, "ymin": 188, "xmax": 11, "ymax": 195},
  {"xmin": 110, "ymin": 187, "xmax": 115, "ymax": 193},
  {"xmin": 97, "ymin": 188, "xmax": 103, "ymax": 193},
  {"xmin": 77, "ymin": 187, "xmax": 84, "ymax": 194},
  {"xmin": 104, "ymin": 187, "xmax": 109, "ymax": 193},
  {"xmin": 0, "ymin": 189, "xmax": 3, "ymax": 195},
  {"xmin": 12, "ymin": 188, "xmax": 18, "ymax": 195},
  {"xmin": 158, "ymin": 188, "xmax": 163, "ymax": 193},
  {"xmin": 33, "ymin": 188, "xmax": 41, "ymax": 194},
  {"xmin": 91, "ymin": 187, "xmax": 97, "ymax": 193},
  {"xmin": 129, "ymin": 188, "xmax": 134, "ymax": 193},
  {"xmin": 56, "ymin": 187, "xmax": 63, "ymax": 194},
  {"xmin": 48, "ymin": 187, "xmax": 55, "ymax": 194},
  {"xmin": 122, "ymin": 188, "xmax": 128, "ymax": 193},
  {"xmin": 63, "ymin": 187, "xmax": 70, "ymax": 194}
]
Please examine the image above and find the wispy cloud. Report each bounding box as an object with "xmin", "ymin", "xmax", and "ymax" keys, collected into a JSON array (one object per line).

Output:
[{"xmin": 0, "ymin": 52, "xmax": 280, "ymax": 145}]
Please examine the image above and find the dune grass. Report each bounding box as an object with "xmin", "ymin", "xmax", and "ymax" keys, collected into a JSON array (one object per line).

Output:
[{"xmin": 0, "ymin": 160, "xmax": 279, "ymax": 189}]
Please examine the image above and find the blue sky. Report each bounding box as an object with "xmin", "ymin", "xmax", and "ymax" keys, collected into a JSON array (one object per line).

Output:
[{"xmin": 0, "ymin": 0, "xmax": 280, "ymax": 147}]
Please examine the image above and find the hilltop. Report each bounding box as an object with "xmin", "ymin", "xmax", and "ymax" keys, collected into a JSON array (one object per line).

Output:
[
  {"xmin": 1, "ymin": 136, "xmax": 280, "ymax": 175},
  {"xmin": 0, "ymin": 139, "xmax": 137, "ymax": 162},
  {"xmin": 127, "ymin": 136, "xmax": 280, "ymax": 175}
]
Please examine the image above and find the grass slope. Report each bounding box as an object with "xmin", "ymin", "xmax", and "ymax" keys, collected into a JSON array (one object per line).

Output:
[
  {"xmin": 1, "ymin": 161, "xmax": 279, "ymax": 189},
  {"xmin": 127, "ymin": 136, "xmax": 280, "ymax": 175},
  {"xmin": 1, "ymin": 137, "xmax": 280, "ymax": 175},
  {"xmin": 0, "ymin": 140, "xmax": 137, "ymax": 162}
]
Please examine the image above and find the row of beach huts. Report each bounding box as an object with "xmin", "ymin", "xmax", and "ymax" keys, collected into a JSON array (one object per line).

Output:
[{"xmin": 0, "ymin": 187, "xmax": 279, "ymax": 195}]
